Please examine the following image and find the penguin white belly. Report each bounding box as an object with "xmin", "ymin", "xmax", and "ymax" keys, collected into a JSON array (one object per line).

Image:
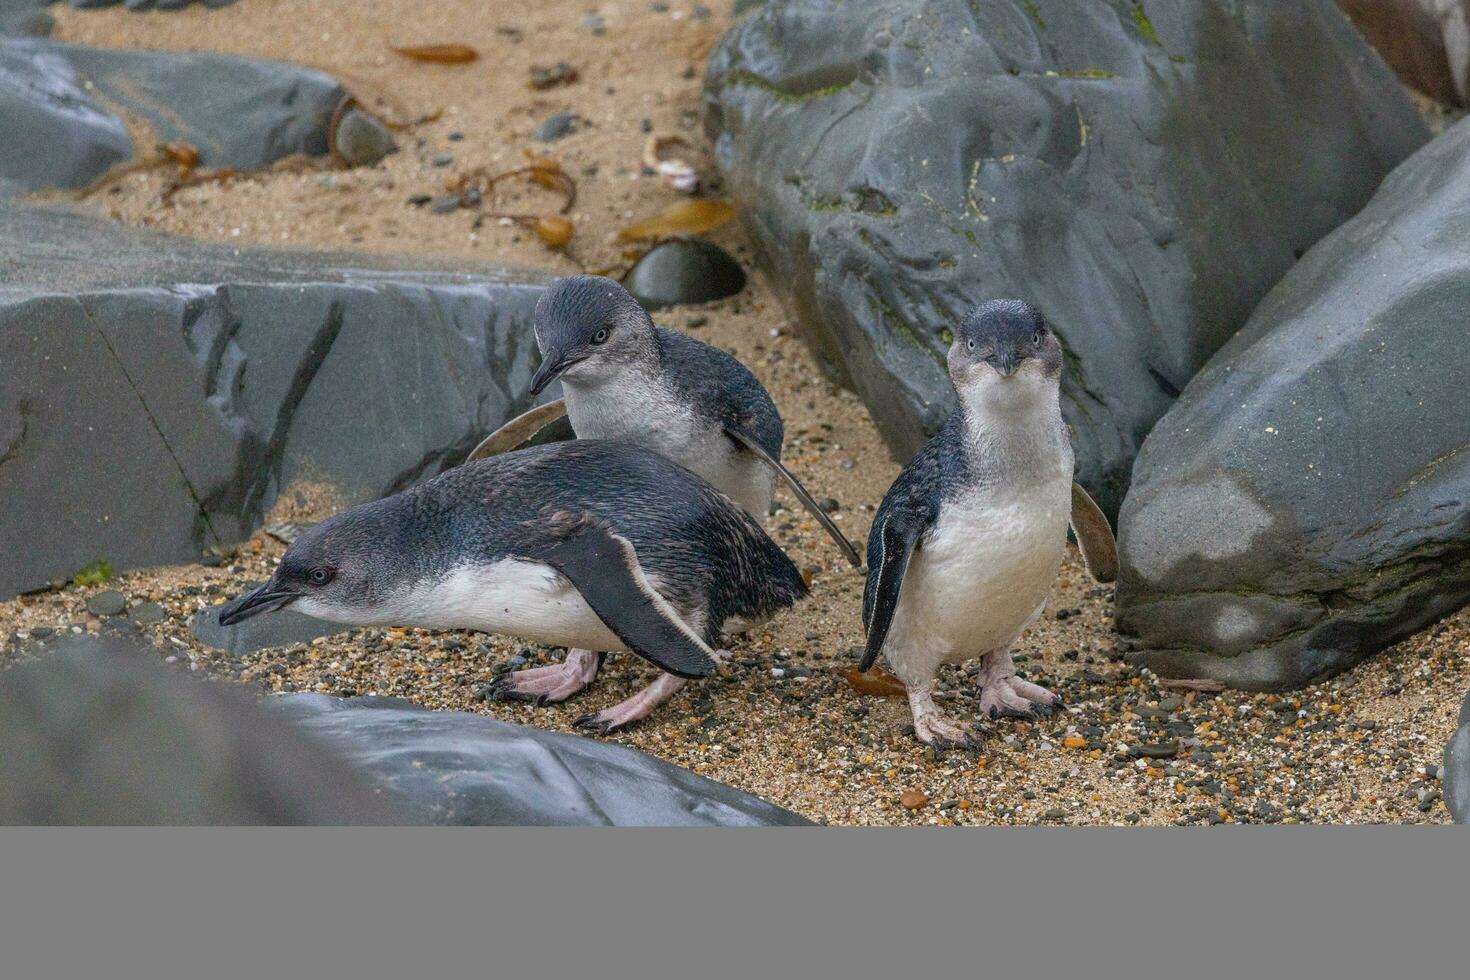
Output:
[
  {"xmin": 387, "ymin": 560, "xmax": 628, "ymax": 652},
  {"xmin": 884, "ymin": 481, "xmax": 1070, "ymax": 684}
]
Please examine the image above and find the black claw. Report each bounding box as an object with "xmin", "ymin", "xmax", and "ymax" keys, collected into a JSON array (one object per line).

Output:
[{"xmin": 988, "ymin": 705, "xmax": 1000, "ymax": 719}]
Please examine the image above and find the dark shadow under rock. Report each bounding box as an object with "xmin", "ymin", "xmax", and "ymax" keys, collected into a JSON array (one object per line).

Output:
[
  {"xmin": 1117, "ymin": 116, "xmax": 1470, "ymax": 689},
  {"xmin": 0, "ymin": 203, "xmax": 547, "ymax": 598},
  {"xmin": 273, "ymin": 694, "xmax": 815, "ymax": 826},
  {"xmin": 0, "ymin": 638, "xmax": 405, "ymax": 825}
]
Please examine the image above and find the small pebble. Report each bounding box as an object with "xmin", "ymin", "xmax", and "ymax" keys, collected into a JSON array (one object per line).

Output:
[
  {"xmin": 85, "ymin": 591, "xmax": 127, "ymax": 617},
  {"xmin": 899, "ymin": 789, "xmax": 927, "ymax": 810}
]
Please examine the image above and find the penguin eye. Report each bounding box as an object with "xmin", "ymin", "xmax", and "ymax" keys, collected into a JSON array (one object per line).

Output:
[
  {"xmin": 1033, "ymin": 329, "xmax": 1046, "ymax": 346},
  {"xmin": 967, "ymin": 339, "xmax": 975, "ymax": 351},
  {"xmin": 591, "ymin": 327, "xmax": 610, "ymax": 345},
  {"xmin": 307, "ymin": 567, "xmax": 334, "ymax": 587}
]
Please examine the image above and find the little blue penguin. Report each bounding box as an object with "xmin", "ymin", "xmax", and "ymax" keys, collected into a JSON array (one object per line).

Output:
[
  {"xmin": 218, "ymin": 440, "xmax": 808, "ymax": 734},
  {"xmin": 469, "ymin": 275, "xmax": 859, "ymax": 563},
  {"xmin": 860, "ymin": 300, "xmax": 1117, "ymax": 750}
]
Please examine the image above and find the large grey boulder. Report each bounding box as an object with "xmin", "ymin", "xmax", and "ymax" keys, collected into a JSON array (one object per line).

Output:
[
  {"xmin": 0, "ymin": 639, "xmax": 406, "ymax": 825},
  {"xmin": 273, "ymin": 694, "xmax": 814, "ymax": 826},
  {"xmin": 0, "ymin": 36, "xmax": 373, "ymax": 194},
  {"xmin": 1116, "ymin": 116, "xmax": 1470, "ymax": 690},
  {"xmin": 704, "ymin": 0, "xmax": 1428, "ymax": 512},
  {"xmin": 0, "ymin": 39, "xmax": 131, "ymax": 194},
  {"xmin": 1446, "ymin": 689, "xmax": 1470, "ymax": 823},
  {"xmin": 0, "ymin": 204, "xmax": 546, "ymax": 598}
]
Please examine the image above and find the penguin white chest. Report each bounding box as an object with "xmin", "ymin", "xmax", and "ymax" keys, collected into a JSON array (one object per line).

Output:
[
  {"xmin": 564, "ymin": 380, "xmax": 773, "ymax": 518},
  {"xmin": 885, "ymin": 480, "xmax": 1070, "ymax": 681}
]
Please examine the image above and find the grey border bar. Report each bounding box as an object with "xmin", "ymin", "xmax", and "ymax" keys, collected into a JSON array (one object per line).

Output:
[{"xmin": 1, "ymin": 828, "xmax": 1464, "ymax": 979}]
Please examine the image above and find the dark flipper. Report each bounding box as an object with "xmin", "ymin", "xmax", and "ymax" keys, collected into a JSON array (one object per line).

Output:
[
  {"xmin": 538, "ymin": 524, "xmax": 717, "ymax": 680},
  {"xmin": 724, "ymin": 425, "xmax": 862, "ymax": 568},
  {"xmin": 1070, "ymin": 482, "xmax": 1118, "ymax": 584},
  {"xmin": 465, "ymin": 399, "xmax": 573, "ymax": 463},
  {"xmin": 859, "ymin": 510, "xmax": 928, "ymax": 671}
]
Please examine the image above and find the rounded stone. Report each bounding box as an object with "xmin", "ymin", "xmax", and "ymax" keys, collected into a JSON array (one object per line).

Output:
[
  {"xmin": 623, "ymin": 237, "xmax": 745, "ymax": 309},
  {"xmin": 85, "ymin": 591, "xmax": 127, "ymax": 617},
  {"xmin": 333, "ymin": 108, "xmax": 397, "ymax": 168}
]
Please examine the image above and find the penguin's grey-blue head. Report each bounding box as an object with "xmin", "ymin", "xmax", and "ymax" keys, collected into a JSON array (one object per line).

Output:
[
  {"xmin": 948, "ymin": 299, "xmax": 1062, "ymax": 414},
  {"xmin": 218, "ymin": 502, "xmax": 417, "ymax": 627},
  {"xmin": 530, "ymin": 275, "xmax": 658, "ymax": 395}
]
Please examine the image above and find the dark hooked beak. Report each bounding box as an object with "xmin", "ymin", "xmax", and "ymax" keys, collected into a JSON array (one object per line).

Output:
[
  {"xmin": 218, "ymin": 580, "xmax": 298, "ymax": 625},
  {"xmin": 529, "ymin": 349, "xmax": 581, "ymax": 396},
  {"xmin": 988, "ymin": 351, "xmax": 1020, "ymax": 378}
]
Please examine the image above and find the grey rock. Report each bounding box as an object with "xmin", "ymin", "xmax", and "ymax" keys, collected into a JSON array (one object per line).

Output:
[
  {"xmin": 534, "ymin": 110, "xmax": 582, "ymax": 142},
  {"xmin": 273, "ymin": 694, "xmax": 814, "ymax": 826},
  {"xmin": 428, "ymin": 194, "xmax": 462, "ymax": 214},
  {"xmin": 703, "ymin": 0, "xmax": 1428, "ymax": 514},
  {"xmin": 0, "ymin": 39, "xmax": 132, "ymax": 192},
  {"xmin": 1445, "ymin": 689, "xmax": 1470, "ymax": 822},
  {"xmin": 623, "ymin": 237, "xmax": 746, "ymax": 308},
  {"xmin": 190, "ymin": 600, "xmax": 347, "ymax": 655},
  {"xmin": 0, "ymin": 638, "xmax": 403, "ymax": 825},
  {"xmin": 332, "ymin": 107, "xmax": 396, "ymax": 167},
  {"xmin": 128, "ymin": 601, "xmax": 167, "ymax": 625},
  {"xmin": 84, "ymin": 590, "xmax": 127, "ymax": 617},
  {"xmin": 70, "ymin": 0, "xmax": 238, "ymax": 8},
  {"xmin": 1117, "ymin": 116, "xmax": 1470, "ymax": 690},
  {"xmin": 0, "ymin": 0, "xmax": 53, "ymax": 37},
  {"xmin": 0, "ymin": 36, "xmax": 350, "ymax": 192},
  {"xmin": 0, "ymin": 203, "xmax": 546, "ymax": 598}
]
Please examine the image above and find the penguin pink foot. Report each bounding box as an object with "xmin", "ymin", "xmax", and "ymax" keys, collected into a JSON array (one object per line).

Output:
[
  {"xmin": 488, "ymin": 649, "xmax": 603, "ymax": 705},
  {"xmin": 976, "ymin": 649, "xmax": 1062, "ymax": 720},
  {"xmin": 574, "ymin": 673, "xmax": 688, "ymax": 735}
]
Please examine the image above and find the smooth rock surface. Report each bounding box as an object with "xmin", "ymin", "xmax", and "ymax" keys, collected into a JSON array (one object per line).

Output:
[
  {"xmin": 332, "ymin": 106, "xmax": 397, "ymax": 167},
  {"xmin": 1445, "ymin": 689, "xmax": 1470, "ymax": 822},
  {"xmin": 273, "ymin": 694, "xmax": 815, "ymax": 826},
  {"xmin": 704, "ymin": 0, "xmax": 1428, "ymax": 513},
  {"xmin": 0, "ymin": 36, "xmax": 350, "ymax": 192},
  {"xmin": 0, "ymin": 38, "xmax": 132, "ymax": 193},
  {"xmin": 1117, "ymin": 116, "xmax": 1470, "ymax": 689},
  {"xmin": 0, "ymin": 639, "xmax": 404, "ymax": 825},
  {"xmin": 0, "ymin": 204, "xmax": 546, "ymax": 598},
  {"xmin": 623, "ymin": 236, "xmax": 746, "ymax": 308}
]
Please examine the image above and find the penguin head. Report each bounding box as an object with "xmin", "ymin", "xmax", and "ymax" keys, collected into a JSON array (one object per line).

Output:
[
  {"xmin": 218, "ymin": 502, "xmax": 413, "ymax": 628},
  {"xmin": 530, "ymin": 275, "xmax": 658, "ymax": 395},
  {"xmin": 947, "ymin": 299, "xmax": 1062, "ymax": 413}
]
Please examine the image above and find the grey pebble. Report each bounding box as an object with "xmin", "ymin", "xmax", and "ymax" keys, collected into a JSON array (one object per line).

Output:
[
  {"xmin": 333, "ymin": 108, "xmax": 397, "ymax": 168},
  {"xmin": 429, "ymin": 196, "xmax": 462, "ymax": 214},
  {"xmin": 128, "ymin": 601, "xmax": 167, "ymax": 625},
  {"xmin": 535, "ymin": 111, "xmax": 583, "ymax": 142},
  {"xmin": 85, "ymin": 591, "xmax": 127, "ymax": 617},
  {"xmin": 430, "ymin": 153, "xmax": 454, "ymax": 168}
]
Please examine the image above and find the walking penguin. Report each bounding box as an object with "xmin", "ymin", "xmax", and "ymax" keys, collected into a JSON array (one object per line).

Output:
[{"xmin": 219, "ymin": 441, "xmax": 808, "ymax": 734}]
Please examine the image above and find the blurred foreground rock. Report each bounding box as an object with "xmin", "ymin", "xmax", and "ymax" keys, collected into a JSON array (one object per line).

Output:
[
  {"xmin": 1117, "ymin": 116, "xmax": 1470, "ymax": 689},
  {"xmin": 0, "ymin": 204, "xmax": 545, "ymax": 598},
  {"xmin": 273, "ymin": 694, "xmax": 815, "ymax": 826},
  {"xmin": 1445, "ymin": 690, "xmax": 1470, "ymax": 822},
  {"xmin": 0, "ymin": 639, "xmax": 405, "ymax": 824},
  {"xmin": 1338, "ymin": 0, "xmax": 1470, "ymax": 106},
  {"xmin": 0, "ymin": 35, "xmax": 390, "ymax": 195},
  {"xmin": 705, "ymin": 0, "xmax": 1428, "ymax": 513}
]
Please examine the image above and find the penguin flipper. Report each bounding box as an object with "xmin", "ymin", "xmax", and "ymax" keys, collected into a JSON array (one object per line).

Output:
[
  {"xmin": 723, "ymin": 424, "xmax": 863, "ymax": 568},
  {"xmin": 1070, "ymin": 482, "xmax": 1118, "ymax": 584},
  {"xmin": 859, "ymin": 509, "xmax": 928, "ymax": 672},
  {"xmin": 539, "ymin": 524, "xmax": 718, "ymax": 680},
  {"xmin": 464, "ymin": 399, "xmax": 572, "ymax": 463}
]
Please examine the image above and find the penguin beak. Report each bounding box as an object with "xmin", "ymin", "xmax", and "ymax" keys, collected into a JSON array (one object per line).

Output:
[
  {"xmin": 530, "ymin": 349, "xmax": 582, "ymax": 396},
  {"xmin": 218, "ymin": 580, "xmax": 298, "ymax": 625},
  {"xmin": 988, "ymin": 351, "xmax": 1020, "ymax": 378}
]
